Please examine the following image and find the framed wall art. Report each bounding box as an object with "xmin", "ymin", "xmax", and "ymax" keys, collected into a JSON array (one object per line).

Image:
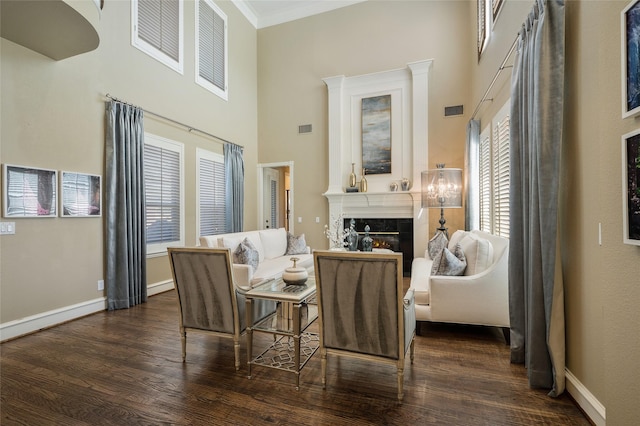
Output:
[
  {"xmin": 622, "ymin": 0, "xmax": 640, "ymax": 118},
  {"xmin": 622, "ymin": 129, "xmax": 640, "ymax": 245},
  {"xmin": 3, "ymin": 164, "xmax": 57, "ymax": 217},
  {"xmin": 362, "ymin": 94, "xmax": 391, "ymax": 175},
  {"xmin": 60, "ymin": 171, "xmax": 102, "ymax": 217}
]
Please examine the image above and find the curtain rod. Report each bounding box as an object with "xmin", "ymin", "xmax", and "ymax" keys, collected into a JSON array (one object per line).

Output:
[
  {"xmin": 470, "ymin": 35, "xmax": 519, "ymax": 120},
  {"xmin": 105, "ymin": 94, "xmax": 243, "ymax": 149}
]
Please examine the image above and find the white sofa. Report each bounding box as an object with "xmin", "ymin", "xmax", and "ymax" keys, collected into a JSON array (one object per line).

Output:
[
  {"xmin": 409, "ymin": 230, "xmax": 510, "ymax": 333},
  {"xmin": 199, "ymin": 227, "xmax": 313, "ymax": 291}
]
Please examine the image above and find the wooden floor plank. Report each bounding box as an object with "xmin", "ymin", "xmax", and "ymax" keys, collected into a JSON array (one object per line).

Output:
[{"xmin": 1, "ymin": 289, "xmax": 591, "ymax": 425}]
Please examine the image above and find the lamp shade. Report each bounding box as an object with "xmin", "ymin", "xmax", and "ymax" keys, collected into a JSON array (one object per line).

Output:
[{"xmin": 421, "ymin": 165, "xmax": 463, "ymax": 208}]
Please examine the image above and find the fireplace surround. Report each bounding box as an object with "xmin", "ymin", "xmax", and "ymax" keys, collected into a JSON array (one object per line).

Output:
[{"xmin": 322, "ymin": 60, "xmax": 433, "ymax": 261}]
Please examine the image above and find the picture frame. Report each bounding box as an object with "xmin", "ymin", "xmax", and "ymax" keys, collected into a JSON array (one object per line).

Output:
[
  {"xmin": 3, "ymin": 164, "xmax": 58, "ymax": 218},
  {"xmin": 622, "ymin": 129, "xmax": 640, "ymax": 246},
  {"xmin": 60, "ymin": 171, "xmax": 102, "ymax": 217},
  {"xmin": 361, "ymin": 94, "xmax": 391, "ymax": 175},
  {"xmin": 622, "ymin": 0, "xmax": 640, "ymax": 118}
]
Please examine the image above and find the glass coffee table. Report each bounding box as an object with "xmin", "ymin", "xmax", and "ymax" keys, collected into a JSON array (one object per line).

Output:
[{"xmin": 245, "ymin": 276, "xmax": 318, "ymax": 390}]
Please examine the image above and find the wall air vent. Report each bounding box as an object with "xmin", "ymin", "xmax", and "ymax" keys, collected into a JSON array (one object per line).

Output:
[
  {"xmin": 444, "ymin": 105, "xmax": 464, "ymax": 116},
  {"xmin": 298, "ymin": 124, "xmax": 312, "ymax": 134}
]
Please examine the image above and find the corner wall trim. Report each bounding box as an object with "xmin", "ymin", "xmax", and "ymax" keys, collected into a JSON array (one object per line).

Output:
[
  {"xmin": 565, "ymin": 368, "xmax": 606, "ymax": 426},
  {"xmin": 0, "ymin": 280, "xmax": 175, "ymax": 342}
]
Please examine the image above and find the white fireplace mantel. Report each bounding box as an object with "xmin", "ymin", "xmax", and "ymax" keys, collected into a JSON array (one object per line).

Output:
[{"xmin": 322, "ymin": 60, "xmax": 433, "ymax": 255}]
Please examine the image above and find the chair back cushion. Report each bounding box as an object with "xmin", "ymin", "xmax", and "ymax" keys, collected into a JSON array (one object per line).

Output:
[
  {"xmin": 168, "ymin": 248, "xmax": 237, "ymax": 334},
  {"xmin": 314, "ymin": 251, "xmax": 402, "ymax": 359}
]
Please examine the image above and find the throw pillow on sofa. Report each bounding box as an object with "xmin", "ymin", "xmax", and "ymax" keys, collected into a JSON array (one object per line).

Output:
[
  {"xmin": 459, "ymin": 233, "xmax": 494, "ymax": 275},
  {"xmin": 431, "ymin": 243, "xmax": 467, "ymax": 276},
  {"xmin": 286, "ymin": 232, "xmax": 307, "ymax": 255},
  {"xmin": 428, "ymin": 231, "xmax": 448, "ymax": 260},
  {"xmin": 234, "ymin": 237, "xmax": 259, "ymax": 272}
]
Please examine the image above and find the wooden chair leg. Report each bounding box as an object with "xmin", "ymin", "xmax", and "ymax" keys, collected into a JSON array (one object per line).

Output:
[
  {"xmin": 397, "ymin": 365, "xmax": 404, "ymax": 401},
  {"xmin": 321, "ymin": 350, "xmax": 327, "ymax": 390},
  {"xmin": 233, "ymin": 336, "xmax": 241, "ymax": 371},
  {"xmin": 180, "ymin": 328, "xmax": 186, "ymax": 362},
  {"xmin": 410, "ymin": 335, "xmax": 415, "ymax": 364}
]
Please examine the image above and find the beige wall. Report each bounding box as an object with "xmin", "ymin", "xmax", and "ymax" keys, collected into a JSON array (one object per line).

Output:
[
  {"xmin": 0, "ymin": 0, "xmax": 258, "ymax": 322},
  {"xmin": 564, "ymin": 1, "xmax": 639, "ymax": 424},
  {"xmin": 257, "ymin": 0, "xmax": 472, "ymax": 250}
]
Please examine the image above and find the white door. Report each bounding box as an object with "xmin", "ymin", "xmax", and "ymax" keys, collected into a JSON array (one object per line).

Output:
[{"xmin": 263, "ymin": 168, "xmax": 279, "ymax": 229}]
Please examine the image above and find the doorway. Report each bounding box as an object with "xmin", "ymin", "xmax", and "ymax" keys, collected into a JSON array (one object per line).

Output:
[{"xmin": 257, "ymin": 161, "xmax": 294, "ymax": 232}]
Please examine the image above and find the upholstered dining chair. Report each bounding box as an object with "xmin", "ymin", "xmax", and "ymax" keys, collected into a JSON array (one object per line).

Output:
[
  {"xmin": 167, "ymin": 247, "xmax": 276, "ymax": 371},
  {"xmin": 313, "ymin": 250, "xmax": 416, "ymax": 401}
]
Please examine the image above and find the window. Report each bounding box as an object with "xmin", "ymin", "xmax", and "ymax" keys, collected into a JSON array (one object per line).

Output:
[
  {"xmin": 477, "ymin": 0, "xmax": 488, "ymax": 58},
  {"xmin": 478, "ymin": 100, "xmax": 510, "ymax": 238},
  {"xmin": 196, "ymin": 148, "xmax": 227, "ymax": 240},
  {"xmin": 478, "ymin": 0, "xmax": 504, "ymax": 59},
  {"xmin": 132, "ymin": 0, "xmax": 184, "ymax": 74},
  {"xmin": 144, "ymin": 133, "xmax": 184, "ymax": 255},
  {"xmin": 196, "ymin": 0, "xmax": 228, "ymax": 100}
]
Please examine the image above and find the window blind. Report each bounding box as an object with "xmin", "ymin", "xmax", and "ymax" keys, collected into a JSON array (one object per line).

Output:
[
  {"xmin": 479, "ymin": 131, "xmax": 492, "ymax": 232},
  {"xmin": 198, "ymin": 155, "xmax": 226, "ymax": 236},
  {"xmin": 145, "ymin": 143, "xmax": 181, "ymax": 244},
  {"xmin": 138, "ymin": 0, "xmax": 180, "ymax": 62},
  {"xmin": 197, "ymin": 0, "xmax": 227, "ymax": 97},
  {"xmin": 492, "ymin": 115, "xmax": 510, "ymax": 238}
]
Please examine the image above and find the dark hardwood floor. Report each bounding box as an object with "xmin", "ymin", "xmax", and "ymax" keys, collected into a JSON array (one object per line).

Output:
[{"xmin": 1, "ymin": 288, "xmax": 591, "ymax": 425}]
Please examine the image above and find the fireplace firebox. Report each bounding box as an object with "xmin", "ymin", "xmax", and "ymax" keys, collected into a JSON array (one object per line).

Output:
[{"xmin": 344, "ymin": 218, "xmax": 413, "ymax": 276}]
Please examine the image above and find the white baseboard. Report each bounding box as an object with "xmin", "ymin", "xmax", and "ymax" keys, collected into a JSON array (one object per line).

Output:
[
  {"xmin": 565, "ymin": 368, "xmax": 606, "ymax": 426},
  {"xmin": 0, "ymin": 280, "xmax": 174, "ymax": 342}
]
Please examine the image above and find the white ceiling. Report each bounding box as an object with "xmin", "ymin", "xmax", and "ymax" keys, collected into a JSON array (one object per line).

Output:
[{"xmin": 234, "ymin": 0, "xmax": 367, "ymax": 29}]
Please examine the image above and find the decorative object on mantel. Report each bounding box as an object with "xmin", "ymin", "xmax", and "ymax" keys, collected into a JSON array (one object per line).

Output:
[
  {"xmin": 282, "ymin": 257, "xmax": 309, "ymax": 285},
  {"xmin": 347, "ymin": 218, "xmax": 359, "ymax": 251},
  {"xmin": 360, "ymin": 168, "xmax": 368, "ymax": 192},
  {"xmin": 422, "ymin": 164, "xmax": 463, "ymax": 238},
  {"xmin": 390, "ymin": 181, "xmax": 399, "ymax": 191},
  {"xmin": 348, "ymin": 163, "xmax": 357, "ymax": 188},
  {"xmin": 345, "ymin": 187, "xmax": 359, "ymax": 193},
  {"xmin": 361, "ymin": 225, "xmax": 373, "ymax": 251},
  {"xmin": 324, "ymin": 215, "xmax": 350, "ymax": 250},
  {"xmin": 401, "ymin": 177, "xmax": 411, "ymax": 191}
]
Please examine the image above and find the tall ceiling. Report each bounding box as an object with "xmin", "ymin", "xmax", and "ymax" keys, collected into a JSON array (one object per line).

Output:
[{"xmin": 235, "ymin": 0, "xmax": 367, "ymax": 29}]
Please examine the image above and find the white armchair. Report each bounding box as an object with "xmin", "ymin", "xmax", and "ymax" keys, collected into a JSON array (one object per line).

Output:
[{"xmin": 409, "ymin": 230, "xmax": 510, "ymax": 340}]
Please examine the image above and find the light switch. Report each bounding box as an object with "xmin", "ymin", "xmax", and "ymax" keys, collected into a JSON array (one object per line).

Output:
[
  {"xmin": 0, "ymin": 222, "xmax": 15, "ymax": 235},
  {"xmin": 315, "ymin": 217, "xmax": 320, "ymax": 223},
  {"xmin": 298, "ymin": 217, "xmax": 302, "ymax": 223}
]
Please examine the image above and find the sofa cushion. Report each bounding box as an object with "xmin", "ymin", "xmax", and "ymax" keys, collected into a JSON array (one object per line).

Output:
[
  {"xmin": 448, "ymin": 230, "xmax": 469, "ymax": 252},
  {"xmin": 221, "ymin": 232, "xmax": 265, "ymax": 262},
  {"xmin": 431, "ymin": 244, "xmax": 467, "ymax": 276},
  {"xmin": 428, "ymin": 231, "xmax": 448, "ymax": 260},
  {"xmin": 234, "ymin": 238, "xmax": 259, "ymax": 272},
  {"xmin": 459, "ymin": 233, "xmax": 494, "ymax": 276},
  {"xmin": 260, "ymin": 228, "xmax": 287, "ymax": 259},
  {"xmin": 286, "ymin": 232, "xmax": 307, "ymax": 255}
]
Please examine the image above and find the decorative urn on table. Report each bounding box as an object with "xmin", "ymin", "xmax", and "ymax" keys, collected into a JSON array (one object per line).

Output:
[{"xmin": 282, "ymin": 257, "xmax": 308, "ymax": 285}]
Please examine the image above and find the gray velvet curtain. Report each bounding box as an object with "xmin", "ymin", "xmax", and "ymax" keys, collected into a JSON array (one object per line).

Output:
[
  {"xmin": 509, "ymin": 0, "xmax": 565, "ymax": 396},
  {"xmin": 465, "ymin": 119, "xmax": 480, "ymax": 231},
  {"xmin": 105, "ymin": 100, "xmax": 147, "ymax": 310},
  {"xmin": 224, "ymin": 143, "xmax": 244, "ymax": 233}
]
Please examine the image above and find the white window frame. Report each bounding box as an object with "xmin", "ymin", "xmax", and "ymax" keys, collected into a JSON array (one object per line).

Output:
[
  {"xmin": 195, "ymin": 0, "xmax": 228, "ymax": 100},
  {"xmin": 478, "ymin": 0, "xmax": 504, "ymax": 60},
  {"xmin": 477, "ymin": 100, "xmax": 510, "ymax": 238},
  {"xmin": 195, "ymin": 148, "xmax": 227, "ymax": 244},
  {"xmin": 132, "ymin": 0, "xmax": 184, "ymax": 74},
  {"xmin": 144, "ymin": 133, "xmax": 185, "ymax": 257}
]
